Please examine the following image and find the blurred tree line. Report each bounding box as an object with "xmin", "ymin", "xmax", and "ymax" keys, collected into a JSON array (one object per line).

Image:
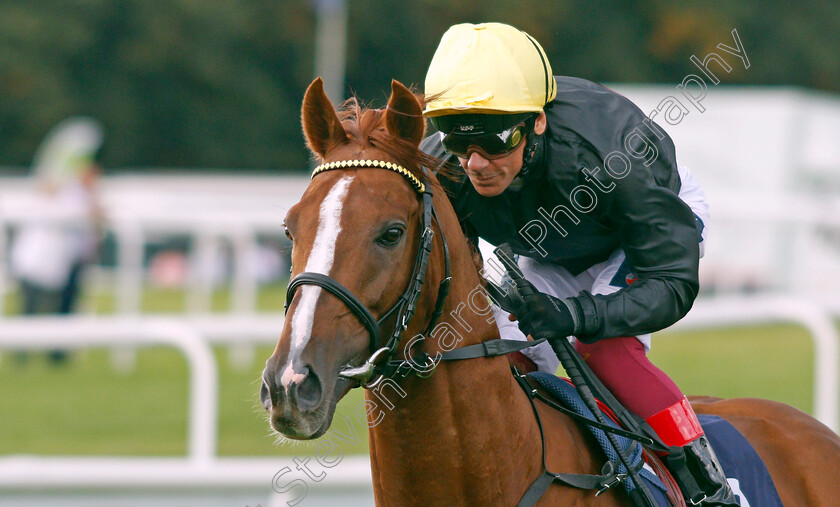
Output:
[{"xmin": 1, "ymin": 0, "xmax": 838, "ymax": 172}]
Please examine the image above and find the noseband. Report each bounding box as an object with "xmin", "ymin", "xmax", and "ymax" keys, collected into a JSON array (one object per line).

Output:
[{"xmin": 284, "ymin": 159, "xmax": 451, "ymax": 388}]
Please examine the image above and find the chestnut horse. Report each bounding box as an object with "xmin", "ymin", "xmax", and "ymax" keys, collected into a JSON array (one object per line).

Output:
[{"xmin": 260, "ymin": 77, "xmax": 840, "ymax": 506}]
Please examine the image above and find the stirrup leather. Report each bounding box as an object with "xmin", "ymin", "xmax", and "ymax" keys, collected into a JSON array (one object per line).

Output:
[{"xmin": 681, "ymin": 436, "xmax": 738, "ymax": 506}]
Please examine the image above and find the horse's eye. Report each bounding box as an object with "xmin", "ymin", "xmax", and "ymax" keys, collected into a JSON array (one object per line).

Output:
[
  {"xmin": 285, "ymin": 228, "xmax": 293, "ymax": 242},
  {"xmin": 378, "ymin": 227, "xmax": 404, "ymax": 247}
]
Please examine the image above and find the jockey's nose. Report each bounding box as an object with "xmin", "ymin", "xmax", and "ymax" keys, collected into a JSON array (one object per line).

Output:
[{"xmin": 466, "ymin": 151, "xmax": 490, "ymax": 171}]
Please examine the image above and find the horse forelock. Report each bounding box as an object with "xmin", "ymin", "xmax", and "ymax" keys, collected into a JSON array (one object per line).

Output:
[
  {"xmin": 330, "ymin": 97, "xmax": 449, "ymax": 184},
  {"xmin": 332, "ymin": 97, "xmax": 486, "ymax": 283}
]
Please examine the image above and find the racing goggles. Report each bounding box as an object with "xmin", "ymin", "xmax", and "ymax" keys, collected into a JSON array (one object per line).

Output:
[
  {"xmin": 431, "ymin": 112, "xmax": 537, "ymax": 159},
  {"xmin": 439, "ymin": 123, "xmax": 527, "ymax": 159}
]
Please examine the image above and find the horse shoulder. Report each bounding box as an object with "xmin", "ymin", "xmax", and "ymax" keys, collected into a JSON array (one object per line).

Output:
[{"xmin": 689, "ymin": 396, "xmax": 840, "ymax": 504}]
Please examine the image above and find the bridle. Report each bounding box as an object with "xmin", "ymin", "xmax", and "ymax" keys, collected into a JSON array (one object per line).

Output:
[{"xmin": 284, "ymin": 158, "xmax": 452, "ymax": 389}]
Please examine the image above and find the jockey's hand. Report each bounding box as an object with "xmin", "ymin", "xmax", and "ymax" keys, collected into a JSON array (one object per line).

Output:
[
  {"xmin": 493, "ymin": 243, "xmax": 582, "ymax": 344},
  {"xmin": 507, "ymin": 281, "xmax": 577, "ymax": 343}
]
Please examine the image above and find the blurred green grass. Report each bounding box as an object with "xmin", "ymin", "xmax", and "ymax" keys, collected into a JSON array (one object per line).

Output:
[
  {"xmin": 3, "ymin": 282, "xmax": 290, "ymax": 316},
  {"xmin": 0, "ymin": 344, "xmax": 369, "ymax": 456},
  {"xmin": 1, "ymin": 284, "xmax": 371, "ymax": 457},
  {"xmin": 651, "ymin": 323, "xmax": 815, "ymax": 412},
  {"xmin": 0, "ymin": 285, "xmax": 829, "ymax": 457}
]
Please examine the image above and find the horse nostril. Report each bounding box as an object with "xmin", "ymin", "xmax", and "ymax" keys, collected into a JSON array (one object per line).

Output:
[
  {"xmin": 261, "ymin": 366, "xmax": 280, "ymax": 409},
  {"xmin": 292, "ymin": 366, "xmax": 323, "ymax": 411},
  {"xmin": 260, "ymin": 378, "xmax": 272, "ymax": 411}
]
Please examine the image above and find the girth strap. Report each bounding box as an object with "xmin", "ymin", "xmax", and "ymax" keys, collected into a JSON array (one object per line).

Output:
[
  {"xmin": 512, "ymin": 369, "xmax": 653, "ymax": 506},
  {"xmin": 517, "ymin": 470, "xmax": 621, "ymax": 507}
]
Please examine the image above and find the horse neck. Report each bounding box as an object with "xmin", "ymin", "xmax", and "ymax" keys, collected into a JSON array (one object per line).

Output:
[{"xmin": 365, "ymin": 190, "xmax": 546, "ymax": 505}]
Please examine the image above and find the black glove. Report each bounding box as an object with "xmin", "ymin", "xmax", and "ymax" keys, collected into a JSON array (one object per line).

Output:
[
  {"xmin": 509, "ymin": 278, "xmax": 579, "ymax": 342},
  {"xmin": 492, "ymin": 244, "xmax": 583, "ymax": 344}
]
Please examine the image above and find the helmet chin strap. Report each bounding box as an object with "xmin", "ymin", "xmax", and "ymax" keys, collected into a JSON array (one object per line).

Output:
[{"xmin": 514, "ymin": 128, "xmax": 546, "ymax": 186}]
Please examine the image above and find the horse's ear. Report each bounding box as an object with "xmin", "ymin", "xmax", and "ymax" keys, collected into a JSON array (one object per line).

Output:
[
  {"xmin": 385, "ymin": 80, "xmax": 425, "ymax": 147},
  {"xmin": 301, "ymin": 77, "xmax": 348, "ymax": 157}
]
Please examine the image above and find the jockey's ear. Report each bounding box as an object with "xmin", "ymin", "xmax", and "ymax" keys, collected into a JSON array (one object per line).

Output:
[
  {"xmin": 301, "ymin": 77, "xmax": 348, "ymax": 158},
  {"xmin": 385, "ymin": 80, "xmax": 424, "ymax": 146}
]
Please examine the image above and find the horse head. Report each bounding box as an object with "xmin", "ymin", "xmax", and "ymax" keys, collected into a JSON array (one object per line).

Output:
[{"xmin": 260, "ymin": 78, "xmax": 448, "ymax": 439}]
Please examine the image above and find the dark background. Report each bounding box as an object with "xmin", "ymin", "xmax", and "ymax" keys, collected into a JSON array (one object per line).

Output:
[{"xmin": 1, "ymin": 0, "xmax": 837, "ymax": 172}]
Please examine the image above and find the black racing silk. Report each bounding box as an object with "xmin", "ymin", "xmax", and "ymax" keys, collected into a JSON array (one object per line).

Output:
[{"xmin": 421, "ymin": 76, "xmax": 700, "ymax": 342}]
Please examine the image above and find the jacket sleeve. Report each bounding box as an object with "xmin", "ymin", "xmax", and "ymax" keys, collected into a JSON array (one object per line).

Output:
[{"xmin": 568, "ymin": 139, "xmax": 701, "ymax": 341}]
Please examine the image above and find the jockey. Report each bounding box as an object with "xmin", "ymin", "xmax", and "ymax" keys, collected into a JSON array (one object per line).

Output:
[{"xmin": 420, "ymin": 22, "xmax": 736, "ymax": 506}]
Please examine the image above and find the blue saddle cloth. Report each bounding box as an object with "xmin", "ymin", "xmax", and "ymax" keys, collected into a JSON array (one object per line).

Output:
[{"xmin": 528, "ymin": 372, "xmax": 783, "ymax": 506}]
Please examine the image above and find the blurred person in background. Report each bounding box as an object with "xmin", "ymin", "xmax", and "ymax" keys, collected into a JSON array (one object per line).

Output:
[
  {"xmin": 421, "ymin": 23, "xmax": 732, "ymax": 505},
  {"xmin": 9, "ymin": 117, "xmax": 106, "ymax": 365}
]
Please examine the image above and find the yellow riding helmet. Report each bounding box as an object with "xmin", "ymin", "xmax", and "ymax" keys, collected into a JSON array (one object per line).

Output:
[{"xmin": 424, "ymin": 22, "xmax": 557, "ymax": 117}]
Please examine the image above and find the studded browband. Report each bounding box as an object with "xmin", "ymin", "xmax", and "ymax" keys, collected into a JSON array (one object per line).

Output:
[{"xmin": 312, "ymin": 159, "xmax": 426, "ymax": 194}]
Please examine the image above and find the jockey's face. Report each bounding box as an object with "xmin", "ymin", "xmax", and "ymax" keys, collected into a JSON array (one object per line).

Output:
[{"xmin": 458, "ymin": 112, "xmax": 546, "ymax": 197}]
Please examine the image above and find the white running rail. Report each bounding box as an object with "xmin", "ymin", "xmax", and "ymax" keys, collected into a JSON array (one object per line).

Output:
[
  {"xmin": 669, "ymin": 295, "xmax": 839, "ymax": 432},
  {"xmin": 0, "ymin": 316, "xmax": 218, "ymax": 462},
  {"xmin": 0, "ymin": 300, "xmax": 836, "ymax": 493}
]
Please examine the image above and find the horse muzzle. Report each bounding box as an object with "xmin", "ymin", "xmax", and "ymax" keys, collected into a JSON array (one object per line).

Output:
[{"xmin": 260, "ymin": 362, "xmax": 329, "ymax": 439}]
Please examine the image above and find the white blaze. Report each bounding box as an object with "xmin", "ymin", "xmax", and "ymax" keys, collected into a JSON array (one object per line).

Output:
[{"xmin": 282, "ymin": 175, "xmax": 354, "ymax": 389}]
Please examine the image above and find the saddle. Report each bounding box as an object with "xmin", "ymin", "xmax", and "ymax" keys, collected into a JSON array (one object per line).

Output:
[
  {"xmin": 519, "ymin": 371, "xmax": 783, "ymax": 507},
  {"xmin": 507, "ymin": 353, "xmax": 682, "ymax": 505},
  {"xmin": 486, "ymin": 244, "xmax": 781, "ymax": 507},
  {"xmin": 524, "ymin": 371, "xmax": 680, "ymax": 506}
]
